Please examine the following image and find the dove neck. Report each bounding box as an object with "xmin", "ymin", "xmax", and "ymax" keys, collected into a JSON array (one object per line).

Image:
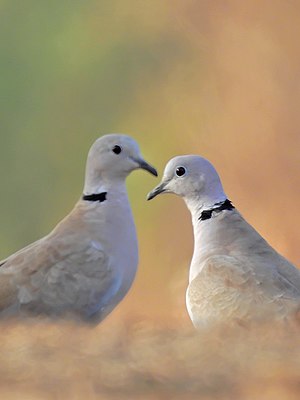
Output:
[
  {"xmin": 185, "ymin": 192, "xmax": 228, "ymax": 224},
  {"xmin": 83, "ymin": 175, "xmax": 127, "ymax": 198},
  {"xmin": 187, "ymin": 197, "xmax": 238, "ymax": 282},
  {"xmin": 198, "ymin": 199, "xmax": 235, "ymax": 221}
]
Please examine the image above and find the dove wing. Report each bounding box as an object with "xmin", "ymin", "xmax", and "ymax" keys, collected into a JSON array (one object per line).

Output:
[
  {"xmin": 187, "ymin": 254, "xmax": 300, "ymax": 326},
  {"xmin": 0, "ymin": 235, "xmax": 119, "ymax": 321}
]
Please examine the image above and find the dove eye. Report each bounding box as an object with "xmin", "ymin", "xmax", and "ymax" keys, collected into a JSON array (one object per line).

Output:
[
  {"xmin": 175, "ymin": 166, "xmax": 186, "ymax": 177},
  {"xmin": 112, "ymin": 145, "xmax": 122, "ymax": 155}
]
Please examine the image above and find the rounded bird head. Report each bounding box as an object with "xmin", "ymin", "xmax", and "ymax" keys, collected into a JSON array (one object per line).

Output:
[
  {"xmin": 147, "ymin": 155, "xmax": 226, "ymax": 208},
  {"xmin": 84, "ymin": 134, "xmax": 157, "ymax": 192}
]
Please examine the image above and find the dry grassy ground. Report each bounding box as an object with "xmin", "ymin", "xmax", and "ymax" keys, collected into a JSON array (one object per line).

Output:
[{"xmin": 0, "ymin": 318, "xmax": 300, "ymax": 400}]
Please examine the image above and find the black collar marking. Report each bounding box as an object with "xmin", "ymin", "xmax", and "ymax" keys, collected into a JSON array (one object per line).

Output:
[
  {"xmin": 82, "ymin": 192, "xmax": 107, "ymax": 203},
  {"xmin": 199, "ymin": 199, "xmax": 235, "ymax": 221}
]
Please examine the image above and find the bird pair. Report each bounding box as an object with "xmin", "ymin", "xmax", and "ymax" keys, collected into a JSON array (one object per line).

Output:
[{"xmin": 0, "ymin": 134, "xmax": 299, "ymax": 328}]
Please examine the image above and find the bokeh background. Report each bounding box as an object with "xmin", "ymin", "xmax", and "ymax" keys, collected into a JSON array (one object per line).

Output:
[
  {"xmin": 1, "ymin": 0, "xmax": 299, "ymax": 326},
  {"xmin": 1, "ymin": 2, "xmax": 300, "ymax": 398}
]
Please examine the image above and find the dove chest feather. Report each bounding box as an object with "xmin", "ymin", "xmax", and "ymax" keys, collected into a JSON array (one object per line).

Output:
[
  {"xmin": 189, "ymin": 212, "xmax": 253, "ymax": 282},
  {"xmin": 88, "ymin": 198, "xmax": 138, "ymax": 294}
]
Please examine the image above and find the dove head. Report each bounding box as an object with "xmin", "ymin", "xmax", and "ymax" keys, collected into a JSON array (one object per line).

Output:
[
  {"xmin": 147, "ymin": 155, "xmax": 226, "ymax": 211},
  {"xmin": 84, "ymin": 134, "xmax": 157, "ymax": 193}
]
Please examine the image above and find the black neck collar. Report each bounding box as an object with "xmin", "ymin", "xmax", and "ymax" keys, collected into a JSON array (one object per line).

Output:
[
  {"xmin": 199, "ymin": 199, "xmax": 234, "ymax": 221},
  {"xmin": 82, "ymin": 192, "xmax": 107, "ymax": 203}
]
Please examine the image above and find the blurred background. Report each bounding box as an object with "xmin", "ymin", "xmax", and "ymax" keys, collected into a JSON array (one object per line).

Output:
[
  {"xmin": 1, "ymin": 0, "xmax": 300, "ymax": 327},
  {"xmin": 1, "ymin": 1, "xmax": 300, "ymax": 399},
  {"xmin": 1, "ymin": 0, "xmax": 300, "ymax": 328}
]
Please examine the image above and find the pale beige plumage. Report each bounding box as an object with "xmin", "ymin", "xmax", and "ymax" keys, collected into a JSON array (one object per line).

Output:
[
  {"xmin": 0, "ymin": 134, "xmax": 157, "ymax": 323},
  {"xmin": 148, "ymin": 155, "xmax": 300, "ymax": 328}
]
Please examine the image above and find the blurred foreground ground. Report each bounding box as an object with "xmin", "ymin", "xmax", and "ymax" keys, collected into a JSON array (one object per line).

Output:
[
  {"xmin": 1, "ymin": 2, "xmax": 300, "ymax": 398},
  {"xmin": 0, "ymin": 318, "xmax": 300, "ymax": 400},
  {"xmin": 1, "ymin": 0, "xmax": 300, "ymax": 323}
]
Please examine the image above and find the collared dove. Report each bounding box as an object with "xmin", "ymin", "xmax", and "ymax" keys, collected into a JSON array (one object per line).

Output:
[
  {"xmin": 148, "ymin": 155, "xmax": 300, "ymax": 328},
  {"xmin": 0, "ymin": 134, "xmax": 157, "ymax": 323}
]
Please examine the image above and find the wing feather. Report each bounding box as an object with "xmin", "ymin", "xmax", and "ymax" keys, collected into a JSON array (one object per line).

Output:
[
  {"xmin": 0, "ymin": 235, "xmax": 118, "ymax": 321},
  {"xmin": 187, "ymin": 255, "xmax": 300, "ymax": 327}
]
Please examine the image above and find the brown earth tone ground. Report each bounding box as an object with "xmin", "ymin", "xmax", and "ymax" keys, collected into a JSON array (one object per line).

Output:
[
  {"xmin": 1, "ymin": 2, "xmax": 300, "ymax": 399},
  {"xmin": 0, "ymin": 318, "xmax": 300, "ymax": 400}
]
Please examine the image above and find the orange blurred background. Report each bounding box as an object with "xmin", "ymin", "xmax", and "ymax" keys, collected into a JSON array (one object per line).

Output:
[{"xmin": 0, "ymin": 0, "xmax": 299, "ymax": 328}]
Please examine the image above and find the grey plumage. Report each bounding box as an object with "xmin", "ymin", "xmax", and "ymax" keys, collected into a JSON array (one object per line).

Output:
[
  {"xmin": 0, "ymin": 134, "xmax": 157, "ymax": 323},
  {"xmin": 148, "ymin": 155, "xmax": 300, "ymax": 328}
]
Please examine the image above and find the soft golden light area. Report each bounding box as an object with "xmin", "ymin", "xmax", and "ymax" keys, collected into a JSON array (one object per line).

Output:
[
  {"xmin": 0, "ymin": 1, "xmax": 300, "ymax": 398},
  {"xmin": 0, "ymin": 319, "xmax": 299, "ymax": 399}
]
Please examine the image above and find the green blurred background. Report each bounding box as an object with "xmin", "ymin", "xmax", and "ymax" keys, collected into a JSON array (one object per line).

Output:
[{"xmin": 1, "ymin": 0, "xmax": 299, "ymax": 327}]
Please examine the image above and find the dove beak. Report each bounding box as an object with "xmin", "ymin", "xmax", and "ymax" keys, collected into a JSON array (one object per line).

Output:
[
  {"xmin": 147, "ymin": 181, "xmax": 168, "ymax": 200},
  {"xmin": 136, "ymin": 158, "xmax": 158, "ymax": 177}
]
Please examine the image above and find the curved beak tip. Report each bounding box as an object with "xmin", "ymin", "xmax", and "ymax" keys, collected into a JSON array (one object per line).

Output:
[
  {"xmin": 147, "ymin": 183, "xmax": 166, "ymax": 201},
  {"xmin": 151, "ymin": 168, "xmax": 158, "ymax": 177},
  {"xmin": 147, "ymin": 191, "xmax": 155, "ymax": 201},
  {"xmin": 139, "ymin": 160, "xmax": 158, "ymax": 177}
]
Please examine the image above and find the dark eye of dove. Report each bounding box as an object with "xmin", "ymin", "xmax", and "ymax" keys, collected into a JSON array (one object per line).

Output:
[
  {"xmin": 175, "ymin": 166, "xmax": 186, "ymax": 177},
  {"xmin": 112, "ymin": 145, "xmax": 122, "ymax": 155}
]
